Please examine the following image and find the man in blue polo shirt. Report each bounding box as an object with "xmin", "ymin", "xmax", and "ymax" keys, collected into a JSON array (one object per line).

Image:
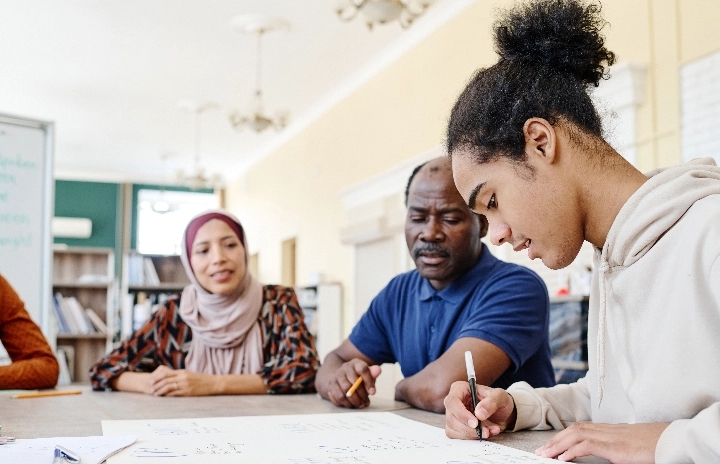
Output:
[{"xmin": 315, "ymin": 157, "xmax": 554, "ymax": 413}]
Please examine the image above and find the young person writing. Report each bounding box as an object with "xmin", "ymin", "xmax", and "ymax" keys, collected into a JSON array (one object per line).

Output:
[{"xmin": 442, "ymin": 0, "xmax": 720, "ymax": 462}]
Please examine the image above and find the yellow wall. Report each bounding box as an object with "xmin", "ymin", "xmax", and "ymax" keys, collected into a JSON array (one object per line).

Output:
[{"xmin": 226, "ymin": 0, "xmax": 720, "ymax": 330}]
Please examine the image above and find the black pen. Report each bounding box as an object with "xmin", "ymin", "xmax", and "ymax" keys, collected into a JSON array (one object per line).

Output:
[
  {"xmin": 54, "ymin": 445, "xmax": 81, "ymax": 463},
  {"xmin": 464, "ymin": 351, "xmax": 482, "ymax": 440}
]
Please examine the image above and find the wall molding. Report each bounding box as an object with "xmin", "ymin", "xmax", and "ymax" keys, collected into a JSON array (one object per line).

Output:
[{"xmin": 339, "ymin": 145, "xmax": 443, "ymax": 211}]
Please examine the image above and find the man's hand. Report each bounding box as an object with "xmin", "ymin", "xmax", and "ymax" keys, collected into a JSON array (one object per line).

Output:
[
  {"xmin": 323, "ymin": 359, "xmax": 381, "ymax": 409},
  {"xmin": 535, "ymin": 422, "xmax": 670, "ymax": 463},
  {"xmin": 148, "ymin": 365, "xmax": 216, "ymax": 397},
  {"xmin": 444, "ymin": 381, "xmax": 516, "ymax": 440}
]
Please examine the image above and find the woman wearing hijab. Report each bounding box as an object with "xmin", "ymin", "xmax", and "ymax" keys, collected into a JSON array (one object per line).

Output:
[{"xmin": 90, "ymin": 210, "xmax": 319, "ymax": 395}]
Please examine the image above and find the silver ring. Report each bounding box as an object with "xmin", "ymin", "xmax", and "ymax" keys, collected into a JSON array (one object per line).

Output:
[{"xmin": 173, "ymin": 382, "xmax": 178, "ymax": 390}]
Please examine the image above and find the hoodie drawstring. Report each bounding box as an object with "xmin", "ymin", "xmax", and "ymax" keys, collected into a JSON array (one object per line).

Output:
[{"xmin": 596, "ymin": 260, "xmax": 609, "ymax": 409}]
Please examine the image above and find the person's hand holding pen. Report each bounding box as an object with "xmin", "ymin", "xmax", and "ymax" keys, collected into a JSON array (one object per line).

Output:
[
  {"xmin": 443, "ymin": 380, "xmax": 517, "ymax": 440},
  {"xmin": 325, "ymin": 359, "xmax": 382, "ymax": 409}
]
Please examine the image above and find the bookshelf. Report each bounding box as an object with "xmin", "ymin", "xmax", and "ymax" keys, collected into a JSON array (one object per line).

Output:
[
  {"xmin": 295, "ymin": 283, "xmax": 342, "ymax": 361},
  {"xmin": 52, "ymin": 247, "xmax": 116, "ymax": 383},
  {"xmin": 549, "ymin": 295, "xmax": 589, "ymax": 384},
  {"xmin": 120, "ymin": 252, "xmax": 190, "ymax": 339}
]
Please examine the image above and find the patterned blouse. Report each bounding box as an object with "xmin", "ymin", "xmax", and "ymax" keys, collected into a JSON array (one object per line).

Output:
[{"xmin": 90, "ymin": 285, "xmax": 319, "ymax": 394}]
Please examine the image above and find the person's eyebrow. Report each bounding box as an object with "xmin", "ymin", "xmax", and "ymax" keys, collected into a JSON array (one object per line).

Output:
[
  {"xmin": 437, "ymin": 207, "xmax": 467, "ymax": 215},
  {"xmin": 467, "ymin": 182, "xmax": 486, "ymax": 211},
  {"xmin": 193, "ymin": 235, "xmax": 236, "ymax": 248}
]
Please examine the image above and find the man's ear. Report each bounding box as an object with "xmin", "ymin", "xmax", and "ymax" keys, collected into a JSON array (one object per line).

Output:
[
  {"xmin": 478, "ymin": 214, "xmax": 489, "ymax": 239},
  {"xmin": 523, "ymin": 118, "xmax": 556, "ymax": 165}
]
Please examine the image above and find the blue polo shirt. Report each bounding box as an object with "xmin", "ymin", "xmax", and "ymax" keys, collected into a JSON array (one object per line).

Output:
[{"xmin": 349, "ymin": 244, "xmax": 555, "ymax": 388}]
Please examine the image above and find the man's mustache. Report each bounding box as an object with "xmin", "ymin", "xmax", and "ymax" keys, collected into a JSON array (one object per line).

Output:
[{"xmin": 413, "ymin": 244, "xmax": 450, "ymax": 260}]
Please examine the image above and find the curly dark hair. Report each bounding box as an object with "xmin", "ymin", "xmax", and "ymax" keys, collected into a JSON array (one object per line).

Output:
[{"xmin": 446, "ymin": 0, "xmax": 616, "ymax": 165}]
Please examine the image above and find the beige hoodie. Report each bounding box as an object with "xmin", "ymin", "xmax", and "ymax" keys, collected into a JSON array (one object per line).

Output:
[{"xmin": 507, "ymin": 158, "xmax": 720, "ymax": 463}]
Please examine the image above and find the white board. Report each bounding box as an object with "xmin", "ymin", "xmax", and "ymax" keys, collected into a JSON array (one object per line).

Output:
[{"xmin": 0, "ymin": 113, "xmax": 54, "ymax": 333}]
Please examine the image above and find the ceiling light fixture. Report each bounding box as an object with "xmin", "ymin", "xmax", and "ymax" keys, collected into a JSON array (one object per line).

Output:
[
  {"xmin": 335, "ymin": 0, "xmax": 433, "ymax": 29},
  {"xmin": 229, "ymin": 15, "xmax": 290, "ymax": 133},
  {"xmin": 176, "ymin": 101, "xmax": 223, "ymax": 190}
]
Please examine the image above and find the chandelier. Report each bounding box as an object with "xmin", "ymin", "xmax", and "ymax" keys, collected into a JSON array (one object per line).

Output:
[
  {"xmin": 335, "ymin": 0, "xmax": 433, "ymax": 29},
  {"xmin": 229, "ymin": 15, "xmax": 290, "ymax": 133},
  {"xmin": 176, "ymin": 101, "xmax": 223, "ymax": 190}
]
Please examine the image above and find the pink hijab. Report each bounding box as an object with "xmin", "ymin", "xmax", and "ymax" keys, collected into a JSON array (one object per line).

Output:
[{"xmin": 179, "ymin": 209, "xmax": 264, "ymax": 376}]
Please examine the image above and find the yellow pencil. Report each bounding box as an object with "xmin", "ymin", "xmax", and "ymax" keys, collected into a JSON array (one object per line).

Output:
[
  {"xmin": 345, "ymin": 377, "xmax": 363, "ymax": 397},
  {"xmin": 12, "ymin": 389, "xmax": 82, "ymax": 399}
]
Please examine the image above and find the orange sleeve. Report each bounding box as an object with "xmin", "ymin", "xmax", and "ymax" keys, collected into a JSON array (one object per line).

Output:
[{"xmin": 0, "ymin": 275, "xmax": 59, "ymax": 389}]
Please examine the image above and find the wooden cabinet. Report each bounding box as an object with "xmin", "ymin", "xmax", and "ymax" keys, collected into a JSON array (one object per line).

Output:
[{"xmin": 52, "ymin": 247, "xmax": 115, "ymax": 383}]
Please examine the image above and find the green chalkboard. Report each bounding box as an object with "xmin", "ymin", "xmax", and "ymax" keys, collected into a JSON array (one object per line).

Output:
[{"xmin": 54, "ymin": 180, "xmax": 121, "ymax": 249}]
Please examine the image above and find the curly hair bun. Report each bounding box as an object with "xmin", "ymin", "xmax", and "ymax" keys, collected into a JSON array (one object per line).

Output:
[{"xmin": 494, "ymin": 0, "xmax": 616, "ymax": 87}]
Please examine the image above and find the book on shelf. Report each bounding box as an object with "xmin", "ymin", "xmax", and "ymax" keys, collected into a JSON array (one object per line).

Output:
[
  {"xmin": 77, "ymin": 273, "xmax": 113, "ymax": 285},
  {"xmin": 55, "ymin": 292, "xmax": 79, "ymax": 333},
  {"xmin": 65, "ymin": 296, "xmax": 93, "ymax": 334},
  {"xmin": 127, "ymin": 254, "xmax": 143, "ymax": 285},
  {"xmin": 85, "ymin": 308, "xmax": 107, "ymax": 334},
  {"xmin": 56, "ymin": 344, "xmax": 75, "ymax": 382},
  {"xmin": 52, "ymin": 294, "xmax": 71, "ymax": 333},
  {"xmin": 143, "ymin": 257, "xmax": 160, "ymax": 285},
  {"xmin": 130, "ymin": 292, "xmax": 171, "ymax": 332},
  {"xmin": 121, "ymin": 293, "xmax": 134, "ymax": 339},
  {"xmin": 127, "ymin": 254, "xmax": 163, "ymax": 286},
  {"xmin": 53, "ymin": 293, "xmax": 104, "ymax": 335},
  {"xmin": 56, "ymin": 347, "xmax": 73, "ymax": 386}
]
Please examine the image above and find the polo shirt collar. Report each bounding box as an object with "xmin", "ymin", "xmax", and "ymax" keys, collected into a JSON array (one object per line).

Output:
[{"xmin": 418, "ymin": 243, "xmax": 497, "ymax": 303}]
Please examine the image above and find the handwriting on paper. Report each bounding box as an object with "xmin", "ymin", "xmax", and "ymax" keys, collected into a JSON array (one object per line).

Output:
[
  {"xmin": 102, "ymin": 412, "xmax": 556, "ymax": 463},
  {"xmin": 145, "ymin": 422, "xmax": 222, "ymax": 436},
  {"xmin": 279, "ymin": 415, "xmax": 399, "ymax": 434}
]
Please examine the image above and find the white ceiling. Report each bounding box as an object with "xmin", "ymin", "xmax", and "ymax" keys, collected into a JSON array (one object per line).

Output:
[{"xmin": 0, "ymin": 0, "xmax": 472, "ymax": 187}]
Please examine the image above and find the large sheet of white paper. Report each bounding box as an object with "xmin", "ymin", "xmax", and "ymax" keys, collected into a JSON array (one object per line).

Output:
[
  {"xmin": 103, "ymin": 412, "xmax": 555, "ymax": 463},
  {"xmin": 0, "ymin": 435, "xmax": 136, "ymax": 464}
]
